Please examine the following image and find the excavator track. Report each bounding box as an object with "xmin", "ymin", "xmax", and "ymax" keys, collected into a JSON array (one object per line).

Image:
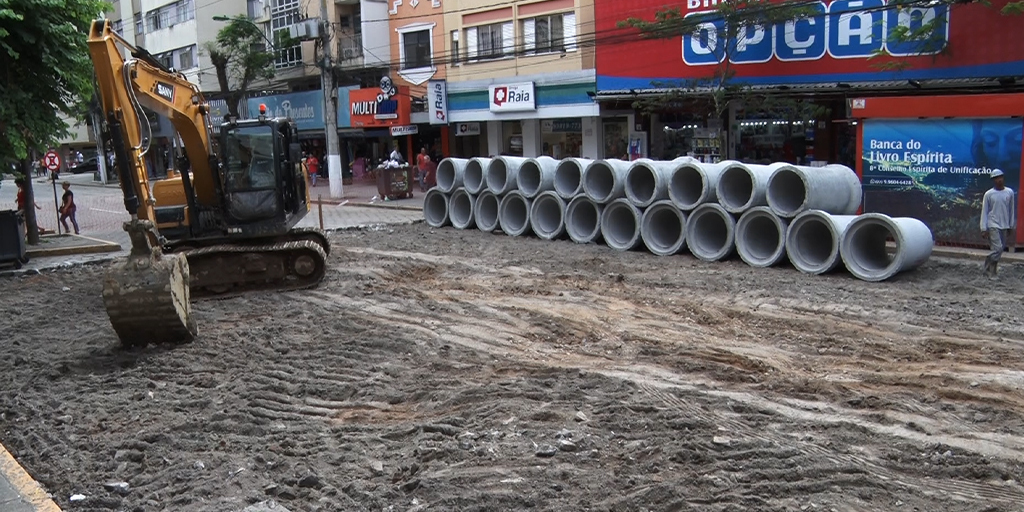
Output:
[{"xmin": 180, "ymin": 239, "xmax": 329, "ymax": 300}]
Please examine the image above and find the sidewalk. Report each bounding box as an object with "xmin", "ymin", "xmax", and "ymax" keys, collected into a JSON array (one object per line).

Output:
[{"xmin": 0, "ymin": 443, "xmax": 60, "ymax": 512}]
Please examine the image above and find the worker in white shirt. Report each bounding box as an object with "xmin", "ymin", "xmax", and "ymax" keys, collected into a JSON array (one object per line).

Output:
[{"xmin": 980, "ymin": 169, "xmax": 1016, "ymax": 278}]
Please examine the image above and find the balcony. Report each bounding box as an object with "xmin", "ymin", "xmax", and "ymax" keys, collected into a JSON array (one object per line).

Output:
[{"xmin": 337, "ymin": 33, "xmax": 364, "ymax": 68}]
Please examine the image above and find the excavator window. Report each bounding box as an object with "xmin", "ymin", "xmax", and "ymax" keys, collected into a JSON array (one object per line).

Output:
[{"xmin": 222, "ymin": 125, "xmax": 282, "ymax": 223}]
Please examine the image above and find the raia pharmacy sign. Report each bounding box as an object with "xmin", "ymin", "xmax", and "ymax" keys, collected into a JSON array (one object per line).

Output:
[{"xmin": 489, "ymin": 82, "xmax": 536, "ymax": 113}]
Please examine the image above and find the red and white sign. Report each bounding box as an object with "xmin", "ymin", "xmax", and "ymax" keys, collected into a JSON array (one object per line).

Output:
[
  {"xmin": 489, "ymin": 82, "xmax": 535, "ymax": 112},
  {"xmin": 456, "ymin": 122, "xmax": 481, "ymax": 136},
  {"xmin": 43, "ymin": 151, "xmax": 61, "ymax": 171}
]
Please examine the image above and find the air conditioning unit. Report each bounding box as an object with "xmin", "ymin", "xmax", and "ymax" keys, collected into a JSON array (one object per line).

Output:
[
  {"xmin": 343, "ymin": 48, "xmax": 358, "ymax": 60},
  {"xmin": 287, "ymin": 19, "xmax": 319, "ymax": 40}
]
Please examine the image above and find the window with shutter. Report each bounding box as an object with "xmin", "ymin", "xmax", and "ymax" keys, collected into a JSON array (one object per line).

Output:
[
  {"xmin": 522, "ymin": 18, "xmax": 535, "ymax": 54},
  {"xmin": 451, "ymin": 30, "xmax": 460, "ymax": 64},
  {"xmin": 466, "ymin": 27, "xmax": 478, "ymax": 61},
  {"xmin": 563, "ymin": 12, "xmax": 577, "ymax": 51},
  {"xmin": 501, "ymin": 22, "xmax": 513, "ymax": 56}
]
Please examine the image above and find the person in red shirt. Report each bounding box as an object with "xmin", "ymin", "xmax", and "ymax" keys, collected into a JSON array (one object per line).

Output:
[
  {"xmin": 307, "ymin": 153, "xmax": 319, "ymax": 186},
  {"xmin": 416, "ymin": 147, "xmax": 431, "ymax": 192},
  {"xmin": 15, "ymin": 178, "xmax": 44, "ymax": 235}
]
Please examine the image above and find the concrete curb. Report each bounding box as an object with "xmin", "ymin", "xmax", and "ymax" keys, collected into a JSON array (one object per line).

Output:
[
  {"xmin": 26, "ymin": 236, "xmax": 121, "ymax": 259},
  {"xmin": 0, "ymin": 442, "xmax": 61, "ymax": 512},
  {"xmin": 344, "ymin": 203, "xmax": 423, "ymax": 212}
]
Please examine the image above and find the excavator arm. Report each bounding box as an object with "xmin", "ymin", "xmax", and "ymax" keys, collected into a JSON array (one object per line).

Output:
[{"xmin": 87, "ymin": 18, "xmax": 199, "ymax": 346}]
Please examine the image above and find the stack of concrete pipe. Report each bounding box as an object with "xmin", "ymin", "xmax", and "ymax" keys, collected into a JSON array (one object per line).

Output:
[{"xmin": 426, "ymin": 156, "xmax": 934, "ymax": 281}]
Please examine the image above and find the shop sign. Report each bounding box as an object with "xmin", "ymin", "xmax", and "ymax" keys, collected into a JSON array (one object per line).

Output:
[
  {"xmin": 348, "ymin": 78, "xmax": 411, "ymax": 128},
  {"xmin": 428, "ymin": 79, "xmax": 448, "ymax": 125},
  {"xmin": 542, "ymin": 119, "xmax": 582, "ymax": 133},
  {"xmin": 489, "ymin": 82, "xmax": 535, "ymax": 112},
  {"xmin": 595, "ymin": 0, "xmax": 1024, "ymax": 89},
  {"xmin": 390, "ymin": 125, "xmax": 419, "ymax": 136},
  {"xmin": 861, "ymin": 117, "xmax": 1024, "ymax": 244},
  {"xmin": 456, "ymin": 122, "xmax": 481, "ymax": 136},
  {"xmin": 246, "ymin": 90, "xmax": 323, "ymax": 132}
]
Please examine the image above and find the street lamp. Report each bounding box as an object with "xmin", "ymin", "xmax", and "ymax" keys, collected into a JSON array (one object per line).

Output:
[{"xmin": 211, "ymin": 15, "xmax": 276, "ymax": 50}]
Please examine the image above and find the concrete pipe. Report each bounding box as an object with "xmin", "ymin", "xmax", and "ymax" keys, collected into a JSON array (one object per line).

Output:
[
  {"xmin": 554, "ymin": 158, "xmax": 593, "ymax": 199},
  {"xmin": 464, "ymin": 157, "xmax": 491, "ymax": 194},
  {"xmin": 668, "ymin": 160, "xmax": 733, "ymax": 211},
  {"xmin": 766, "ymin": 162, "xmax": 862, "ymax": 217},
  {"xmin": 686, "ymin": 203, "xmax": 737, "ymax": 262},
  {"xmin": 625, "ymin": 159, "xmax": 676, "ymax": 208},
  {"xmin": 423, "ymin": 188, "xmax": 450, "ymax": 228},
  {"xmin": 517, "ymin": 156, "xmax": 559, "ymax": 198},
  {"xmin": 640, "ymin": 200, "xmax": 688, "ymax": 256},
  {"xmin": 735, "ymin": 207, "xmax": 789, "ymax": 268},
  {"xmin": 785, "ymin": 210, "xmax": 858, "ymax": 275},
  {"xmin": 565, "ymin": 195, "xmax": 604, "ymax": 244},
  {"xmin": 840, "ymin": 214, "xmax": 933, "ymax": 282},
  {"xmin": 498, "ymin": 191, "xmax": 533, "ymax": 237},
  {"xmin": 436, "ymin": 157, "xmax": 469, "ymax": 193},
  {"xmin": 583, "ymin": 159, "xmax": 631, "ymax": 204},
  {"xmin": 717, "ymin": 162, "xmax": 775, "ymax": 214},
  {"xmin": 486, "ymin": 156, "xmax": 529, "ymax": 195},
  {"xmin": 448, "ymin": 188, "xmax": 476, "ymax": 230},
  {"xmin": 530, "ymin": 191, "xmax": 568, "ymax": 240},
  {"xmin": 475, "ymin": 190, "xmax": 501, "ymax": 233},
  {"xmin": 601, "ymin": 198, "xmax": 644, "ymax": 251}
]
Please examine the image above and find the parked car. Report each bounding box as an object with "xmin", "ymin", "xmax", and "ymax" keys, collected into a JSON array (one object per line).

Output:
[{"xmin": 71, "ymin": 157, "xmax": 99, "ymax": 174}]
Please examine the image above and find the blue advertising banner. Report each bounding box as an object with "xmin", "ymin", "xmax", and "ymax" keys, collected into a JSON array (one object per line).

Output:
[
  {"xmin": 862, "ymin": 118, "xmax": 1023, "ymax": 244},
  {"xmin": 246, "ymin": 88, "xmax": 355, "ymax": 131}
]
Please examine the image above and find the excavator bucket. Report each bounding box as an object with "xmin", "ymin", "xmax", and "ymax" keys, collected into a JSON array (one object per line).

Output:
[{"xmin": 101, "ymin": 222, "xmax": 196, "ymax": 347}]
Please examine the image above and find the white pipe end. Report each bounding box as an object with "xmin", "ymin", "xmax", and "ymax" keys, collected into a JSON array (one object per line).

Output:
[
  {"xmin": 601, "ymin": 199, "xmax": 643, "ymax": 251},
  {"xmin": 475, "ymin": 191, "xmax": 501, "ymax": 232},
  {"xmin": 686, "ymin": 203, "xmax": 736, "ymax": 262},
  {"xmin": 530, "ymin": 191, "xmax": 567, "ymax": 240},
  {"xmin": 565, "ymin": 195, "xmax": 603, "ymax": 244},
  {"xmin": 465, "ymin": 158, "xmax": 489, "ymax": 194},
  {"xmin": 449, "ymin": 188, "xmax": 476, "ymax": 230},
  {"xmin": 840, "ymin": 213, "xmax": 933, "ymax": 282},
  {"xmin": 423, "ymin": 188, "xmax": 450, "ymax": 228},
  {"xmin": 641, "ymin": 200, "xmax": 687, "ymax": 256},
  {"xmin": 668, "ymin": 162, "xmax": 707, "ymax": 210},
  {"xmin": 736, "ymin": 206, "xmax": 788, "ymax": 267},
  {"xmin": 498, "ymin": 191, "xmax": 533, "ymax": 237},
  {"xmin": 555, "ymin": 159, "xmax": 587, "ymax": 199}
]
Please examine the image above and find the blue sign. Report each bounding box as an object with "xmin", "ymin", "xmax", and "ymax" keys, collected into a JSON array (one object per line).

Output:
[
  {"xmin": 862, "ymin": 118, "xmax": 1023, "ymax": 243},
  {"xmin": 681, "ymin": 0, "xmax": 948, "ymax": 66},
  {"xmin": 246, "ymin": 87, "xmax": 355, "ymax": 131}
]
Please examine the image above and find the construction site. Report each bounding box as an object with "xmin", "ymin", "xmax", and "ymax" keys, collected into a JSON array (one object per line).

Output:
[{"xmin": 2, "ymin": 220, "xmax": 1024, "ymax": 511}]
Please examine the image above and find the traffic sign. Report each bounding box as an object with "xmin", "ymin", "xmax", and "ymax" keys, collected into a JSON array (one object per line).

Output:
[{"xmin": 43, "ymin": 151, "xmax": 61, "ymax": 171}]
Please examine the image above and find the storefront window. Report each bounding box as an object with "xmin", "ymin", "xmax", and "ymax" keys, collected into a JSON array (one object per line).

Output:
[
  {"xmin": 603, "ymin": 117, "xmax": 628, "ymax": 159},
  {"xmin": 541, "ymin": 118, "xmax": 582, "ymax": 158},
  {"xmin": 736, "ymin": 118, "xmax": 814, "ymax": 165},
  {"xmin": 503, "ymin": 120, "xmax": 523, "ymax": 156}
]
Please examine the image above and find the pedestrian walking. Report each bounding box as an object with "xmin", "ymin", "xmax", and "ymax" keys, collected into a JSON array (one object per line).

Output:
[
  {"xmin": 307, "ymin": 153, "xmax": 319, "ymax": 187},
  {"xmin": 981, "ymin": 169, "xmax": 1016, "ymax": 278},
  {"xmin": 416, "ymin": 147, "xmax": 431, "ymax": 192},
  {"xmin": 59, "ymin": 181, "xmax": 80, "ymax": 234},
  {"xmin": 15, "ymin": 178, "xmax": 45, "ymax": 236}
]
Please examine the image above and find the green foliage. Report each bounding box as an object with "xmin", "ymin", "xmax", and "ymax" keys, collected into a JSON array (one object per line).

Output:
[
  {"xmin": 1003, "ymin": 0, "xmax": 1024, "ymax": 14},
  {"xmin": 204, "ymin": 14, "xmax": 278, "ymax": 118},
  {"xmin": 0, "ymin": 0, "xmax": 110, "ymax": 163}
]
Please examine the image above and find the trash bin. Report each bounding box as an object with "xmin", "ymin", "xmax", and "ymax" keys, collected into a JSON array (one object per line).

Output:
[
  {"xmin": 376, "ymin": 165, "xmax": 414, "ymax": 200},
  {"xmin": 0, "ymin": 210, "xmax": 29, "ymax": 269}
]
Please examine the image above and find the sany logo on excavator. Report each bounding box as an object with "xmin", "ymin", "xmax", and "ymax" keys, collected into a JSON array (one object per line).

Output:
[{"xmin": 154, "ymin": 82, "xmax": 175, "ymax": 103}]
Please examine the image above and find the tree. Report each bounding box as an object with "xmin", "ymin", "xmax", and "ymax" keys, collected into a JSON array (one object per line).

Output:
[
  {"xmin": 0, "ymin": 0, "xmax": 108, "ymax": 243},
  {"xmin": 204, "ymin": 15, "xmax": 278, "ymax": 119}
]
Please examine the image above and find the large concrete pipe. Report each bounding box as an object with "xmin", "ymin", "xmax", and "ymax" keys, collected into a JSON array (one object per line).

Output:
[
  {"xmin": 475, "ymin": 190, "xmax": 501, "ymax": 233},
  {"xmin": 486, "ymin": 156, "xmax": 529, "ymax": 195},
  {"xmin": 498, "ymin": 191, "xmax": 533, "ymax": 237},
  {"xmin": 601, "ymin": 198, "xmax": 643, "ymax": 251},
  {"xmin": 424, "ymin": 188, "xmax": 450, "ymax": 228},
  {"xmin": 583, "ymin": 159, "xmax": 631, "ymax": 204},
  {"xmin": 517, "ymin": 156, "xmax": 559, "ymax": 198},
  {"xmin": 625, "ymin": 159, "xmax": 675, "ymax": 208},
  {"xmin": 785, "ymin": 210, "xmax": 857, "ymax": 275},
  {"xmin": 717, "ymin": 162, "xmax": 775, "ymax": 214},
  {"xmin": 530, "ymin": 191, "xmax": 568, "ymax": 240},
  {"xmin": 464, "ymin": 157, "xmax": 491, "ymax": 194},
  {"xmin": 686, "ymin": 203, "xmax": 737, "ymax": 262},
  {"xmin": 436, "ymin": 157, "xmax": 469, "ymax": 193},
  {"xmin": 640, "ymin": 200, "xmax": 688, "ymax": 256},
  {"xmin": 840, "ymin": 214, "xmax": 933, "ymax": 282},
  {"xmin": 669, "ymin": 160, "xmax": 735, "ymax": 211},
  {"xmin": 565, "ymin": 195, "xmax": 604, "ymax": 244},
  {"xmin": 766, "ymin": 163, "xmax": 862, "ymax": 218},
  {"xmin": 449, "ymin": 188, "xmax": 476, "ymax": 230},
  {"xmin": 554, "ymin": 158, "xmax": 592, "ymax": 199},
  {"xmin": 735, "ymin": 207, "xmax": 789, "ymax": 267}
]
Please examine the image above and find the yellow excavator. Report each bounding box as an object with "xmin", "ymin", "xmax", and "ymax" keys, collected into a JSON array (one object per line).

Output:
[{"xmin": 87, "ymin": 19, "xmax": 329, "ymax": 347}]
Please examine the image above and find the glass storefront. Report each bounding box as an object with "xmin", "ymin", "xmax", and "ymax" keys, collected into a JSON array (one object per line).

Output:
[
  {"xmin": 735, "ymin": 119, "xmax": 812, "ymax": 165},
  {"xmin": 503, "ymin": 120, "xmax": 523, "ymax": 156},
  {"xmin": 541, "ymin": 118, "xmax": 582, "ymax": 158},
  {"xmin": 603, "ymin": 117, "xmax": 629, "ymax": 159}
]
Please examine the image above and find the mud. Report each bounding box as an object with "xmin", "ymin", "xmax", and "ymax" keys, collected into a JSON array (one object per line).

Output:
[{"xmin": 2, "ymin": 223, "xmax": 1024, "ymax": 511}]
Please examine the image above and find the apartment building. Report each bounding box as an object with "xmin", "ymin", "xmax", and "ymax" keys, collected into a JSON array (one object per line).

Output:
[{"xmin": 434, "ymin": 0, "xmax": 600, "ymax": 159}]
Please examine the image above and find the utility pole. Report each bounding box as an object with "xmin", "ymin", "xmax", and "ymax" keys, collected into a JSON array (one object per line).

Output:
[{"xmin": 320, "ymin": 0, "xmax": 343, "ymax": 199}]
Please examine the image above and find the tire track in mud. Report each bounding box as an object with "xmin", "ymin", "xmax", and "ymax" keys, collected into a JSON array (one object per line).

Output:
[{"xmin": 312, "ymin": 245, "xmax": 1024, "ymax": 506}]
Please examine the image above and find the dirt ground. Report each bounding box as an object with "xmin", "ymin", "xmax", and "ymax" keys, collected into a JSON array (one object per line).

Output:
[{"xmin": 3, "ymin": 222, "xmax": 1024, "ymax": 512}]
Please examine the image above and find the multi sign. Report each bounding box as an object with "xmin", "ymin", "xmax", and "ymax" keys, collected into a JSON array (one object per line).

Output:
[
  {"xmin": 489, "ymin": 82, "xmax": 536, "ymax": 112},
  {"xmin": 595, "ymin": 0, "xmax": 1024, "ymax": 89},
  {"xmin": 349, "ymin": 79, "xmax": 411, "ymax": 128},
  {"xmin": 390, "ymin": 125, "xmax": 419, "ymax": 136},
  {"xmin": 427, "ymin": 79, "xmax": 448, "ymax": 125}
]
